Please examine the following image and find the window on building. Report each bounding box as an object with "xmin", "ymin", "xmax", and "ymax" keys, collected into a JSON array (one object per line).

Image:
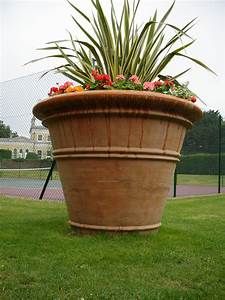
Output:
[
  {"xmin": 19, "ymin": 149, "xmax": 23, "ymax": 159},
  {"xmin": 47, "ymin": 135, "xmax": 51, "ymax": 141},
  {"xmin": 38, "ymin": 135, "xmax": 42, "ymax": 141},
  {"xmin": 37, "ymin": 150, "xmax": 42, "ymax": 158},
  {"xmin": 47, "ymin": 150, "xmax": 52, "ymax": 157}
]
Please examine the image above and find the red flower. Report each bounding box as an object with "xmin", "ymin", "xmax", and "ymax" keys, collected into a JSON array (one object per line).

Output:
[
  {"xmin": 190, "ymin": 96, "xmax": 197, "ymax": 103},
  {"xmin": 91, "ymin": 69, "xmax": 112, "ymax": 86},
  {"xmin": 48, "ymin": 86, "xmax": 59, "ymax": 96},
  {"xmin": 164, "ymin": 80, "xmax": 174, "ymax": 87},
  {"xmin": 85, "ymin": 84, "xmax": 91, "ymax": 90},
  {"xmin": 91, "ymin": 69, "xmax": 100, "ymax": 80}
]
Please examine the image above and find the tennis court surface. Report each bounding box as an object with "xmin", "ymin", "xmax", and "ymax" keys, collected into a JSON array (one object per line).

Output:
[{"xmin": 1, "ymin": 167, "xmax": 224, "ymax": 200}]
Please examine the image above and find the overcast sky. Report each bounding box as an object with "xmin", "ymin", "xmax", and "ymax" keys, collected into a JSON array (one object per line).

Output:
[{"xmin": 0, "ymin": 0, "xmax": 225, "ymax": 135}]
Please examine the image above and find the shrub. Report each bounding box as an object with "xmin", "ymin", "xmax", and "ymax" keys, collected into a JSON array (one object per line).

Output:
[
  {"xmin": 26, "ymin": 152, "xmax": 39, "ymax": 160},
  {"xmin": 0, "ymin": 149, "xmax": 12, "ymax": 159},
  {"xmin": 177, "ymin": 153, "xmax": 225, "ymax": 175}
]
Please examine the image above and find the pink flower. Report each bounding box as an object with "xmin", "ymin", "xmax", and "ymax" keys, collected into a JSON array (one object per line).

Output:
[
  {"xmin": 63, "ymin": 81, "xmax": 73, "ymax": 89},
  {"xmin": 143, "ymin": 81, "xmax": 155, "ymax": 91},
  {"xmin": 154, "ymin": 80, "xmax": 163, "ymax": 87},
  {"xmin": 129, "ymin": 75, "xmax": 141, "ymax": 85},
  {"xmin": 115, "ymin": 74, "xmax": 125, "ymax": 81}
]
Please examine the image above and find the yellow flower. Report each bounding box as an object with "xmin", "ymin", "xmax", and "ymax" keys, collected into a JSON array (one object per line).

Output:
[
  {"xmin": 65, "ymin": 85, "xmax": 84, "ymax": 93},
  {"xmin": 74, "ymin": 86, "xmax": 84, "ymax": 92}
]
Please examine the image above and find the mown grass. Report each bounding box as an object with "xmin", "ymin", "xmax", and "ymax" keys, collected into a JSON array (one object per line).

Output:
[
  {"xmin": 0, "ymin": 170, "xmax": 59, "ymax": 180},
  {"xmin": 177, "ymin": 174, "xmax": 224, "ymax": 186},
  {"xmin": 0, "ymin": 195, "xmax": 225, "ymax": 299},
  {"xmin": 1, "ymin": 171, "xmax": 225, "ymax": 187}
]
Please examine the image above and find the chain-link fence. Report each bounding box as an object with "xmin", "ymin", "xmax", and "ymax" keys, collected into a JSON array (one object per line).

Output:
[
  {"xmin": 174, "ymin": 113, "xmax": 225, "ymax": 197},
  {"xmin": 0, "ymin": 71, "xmax": 66, "ymax": 200},
  {"xmin": 0, "ymin": 72, "xmax": 224, "ymax": 200}
]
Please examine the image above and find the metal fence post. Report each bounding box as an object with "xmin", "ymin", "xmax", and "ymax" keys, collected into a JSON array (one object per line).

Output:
[
  {"xmin": 39, "ymin": 160, "xmax": 56, "ymax": 200},
  {"xmin": 218, "ymin": 115, "xmax": 222, "ymax": 193},
  {"xmin": 173, "ymin": 168, "xmax": 177, "ymax": 198}
]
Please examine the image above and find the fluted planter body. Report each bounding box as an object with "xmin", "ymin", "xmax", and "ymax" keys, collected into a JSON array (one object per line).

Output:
[{"xmin": 33, "ymin": 91, "xmax": 202, "ymax": 234}]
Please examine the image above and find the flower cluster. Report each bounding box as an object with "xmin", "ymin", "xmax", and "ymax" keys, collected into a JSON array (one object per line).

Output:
[
  {"xmin": 48, "ymin": 81, "xmax": 83, "ymax": 96},
  {"xmin": 88, "ymin": 71, "xmax": 143, "ymax": 91},
  {"xmin": 48, "ymin": 71, "xmax": 197, "ymax": 103},
  {"xmin": 143, "ymin": 79, "xmax": 196, "ymax": 102},
  {"xmin": 85, "ymin": 70, "xmax": 196, "ymax": 102}
]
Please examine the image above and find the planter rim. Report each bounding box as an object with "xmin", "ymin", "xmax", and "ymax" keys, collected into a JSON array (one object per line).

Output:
[{"xmin": 33, "ymin": 90, "xmax": 202, "ymax": 123}]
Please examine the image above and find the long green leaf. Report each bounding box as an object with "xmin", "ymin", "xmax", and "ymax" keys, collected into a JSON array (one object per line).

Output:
[
  {"xmin": 173, "ymin": 68, "xmax": 191, "ymax": 79},
  {"xmin": 67, "ymin": 0, "xmax": 90, "ymax": 22},
  {"xmin": 24, "ymin": 54, "xmax": 76, "ymax": 65},
  {"xmin": 175, "ymin": 53, "xmax": 217, "ymax": 75},
  {"xmin": 156, "ymin": 0, "xmax": 175, "ymax": 33}
]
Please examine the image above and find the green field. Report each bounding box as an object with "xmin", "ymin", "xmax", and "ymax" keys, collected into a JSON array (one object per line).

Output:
[
  {"xmin": 0, "ymin": 169, "xmax": 59, "ymax": 180},
  {"xmin": 1, "ymin": 170, "xmax": 224, "ymax": 187},
  {"xmin": 177, "ymin": 174, "xmax": 224, "ymax": 186},
  {"xmin": 1, "ymin": 195, "xmax": 225, "ymax": 299}
]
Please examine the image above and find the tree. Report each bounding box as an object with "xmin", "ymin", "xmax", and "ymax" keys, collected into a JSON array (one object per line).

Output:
[
  {"xmin": 0, "ymin": 120, "xmax": 18, "ymax": 138},
  {"xmin": 182, "ymin": 110, "xmax": 225, "ymax": 154},
  {"xmin": 0, "ymin": 149, "xmax": 12, "ymax": 159},
  {"xmin": 26, "ymin": 152, "xmax": 39, "ymax": 160}
]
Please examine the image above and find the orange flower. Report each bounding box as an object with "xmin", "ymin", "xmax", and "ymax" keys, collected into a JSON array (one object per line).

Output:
[
  {"xmin": 74, "ymin": 86, "xmax": 84, "ymax": 92},
  {"xmin": 65, "ymin": 85, "xmax": 84, "ymax": 93}
]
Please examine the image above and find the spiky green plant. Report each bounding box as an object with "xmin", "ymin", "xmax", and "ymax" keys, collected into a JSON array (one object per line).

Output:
[{"xmin": 28, "ymin": 0, "xmax": 215, "ymax": 85}]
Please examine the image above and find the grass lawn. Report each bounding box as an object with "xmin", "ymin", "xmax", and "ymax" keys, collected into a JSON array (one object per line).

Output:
[
  {"xmin": 0, "ymin": 169, "xmax": 59, "ymax": 180},
  {"xmin": 177, "ymin": 174, "xmax": 224, "ymax": 186},
  {"xmin": 1, "ymin": 170, "xmax": 225, "ymax": 187},
  {"xmin": 0, "ymin": 195, "xmax": 225, "ymax": 299}
]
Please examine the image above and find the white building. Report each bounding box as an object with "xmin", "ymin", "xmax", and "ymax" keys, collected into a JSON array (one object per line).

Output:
[{"xmin": 0, "ymin": 117, "xmax": 52, "ymax": 159}]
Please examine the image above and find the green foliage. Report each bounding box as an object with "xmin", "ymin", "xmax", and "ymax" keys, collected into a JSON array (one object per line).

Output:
[
  {"xmin": 1, "ymin": 195, "xmax": 225, "ymax": 299},
  {"xmin": 0, "ymin": 149, "xmax": 12, "ymax": 159},
  {"xmin": 0, "ymin": 120, "xmax": 18, "ymax": 138},
  {"xmin": 177, "ymin": 153, "xmax": 225, "ymax": 175},
  {"xmin": 25, "ymin": 152, "xmax": 39, "ymax": 160},
  {"xmin": 112, "ymin": 79, "xmax": 143, "ymax": 90},
  {"xmin": 170, "ymin": 82, "xmax": 194, "ymax": 99},
  {"xmin": 29, "ymin": 0, "xmax": 215, "ymax": 85}
]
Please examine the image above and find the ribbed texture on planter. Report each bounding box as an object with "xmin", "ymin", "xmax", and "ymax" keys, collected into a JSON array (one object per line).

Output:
[{"xmin": 33, "ymin": 91, "xmax": 202, "ymax": 234}]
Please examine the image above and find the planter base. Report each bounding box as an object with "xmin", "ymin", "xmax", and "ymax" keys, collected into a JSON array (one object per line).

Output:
[{"xmin": 69, "ymin": 220, "xmax": 161, "ymax": 235}]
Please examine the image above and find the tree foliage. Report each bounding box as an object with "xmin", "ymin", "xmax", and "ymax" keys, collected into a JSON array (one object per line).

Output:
[
  {"xmin": 0, "ymin": 149, "xmax": 12, "ymax": 159},
  {"xmin": 182, "ymin": 110, "xmax": 225, "ymax": 154},
  {"xmin": 25, "ymin": 152, "xmax": 39, "ymax": 160},
  {"xmin": 0, "ymin": 120, "xmax": 18, "ymax": 138}
]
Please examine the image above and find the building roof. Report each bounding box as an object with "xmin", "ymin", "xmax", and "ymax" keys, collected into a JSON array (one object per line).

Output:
[
  {"xmin": 31, "ymin": 125, "xmax": 47, "ymax": 130},
  {"xmin": 0, "ymin": 136, "xmax": 37, "ymax": 144}
]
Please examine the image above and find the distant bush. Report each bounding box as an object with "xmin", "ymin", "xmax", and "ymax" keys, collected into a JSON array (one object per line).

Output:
[
  {"xmin": 0, "ymin": 149, "xmax": 12, "ymax": 159},
  {"xmin": 26, "ymin": 152, "xmax": 39, "ymax": 160},
  {"xmin": 177, "ymin": 153, "xmax": 225, "ymax": 175}
]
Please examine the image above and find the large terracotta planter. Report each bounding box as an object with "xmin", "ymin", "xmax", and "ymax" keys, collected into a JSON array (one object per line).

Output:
[{"xmin": 33, "ymin": 90, "xmax": 202, "ymax": 234}]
